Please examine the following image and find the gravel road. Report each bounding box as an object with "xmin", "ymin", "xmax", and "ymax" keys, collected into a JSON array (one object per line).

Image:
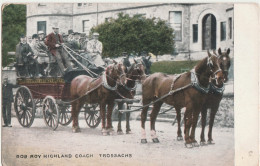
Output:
[{"xmin": 2, "ymin": 117, "xmax": 234, "ymax": 166}]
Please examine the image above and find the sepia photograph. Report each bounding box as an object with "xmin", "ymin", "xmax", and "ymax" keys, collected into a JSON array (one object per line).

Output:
[{"xmin": 0, "ymin": 2, "xmax": 258, "ymax": 166}]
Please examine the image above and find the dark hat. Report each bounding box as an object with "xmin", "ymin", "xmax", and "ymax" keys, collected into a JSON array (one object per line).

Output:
[
  {"xmin": 20, "ymin": 34, "xmax": 26, "ymax": 38},
  {"xmin": 52, "ymin": 26, "xmax": 59, "ymax": 29},
  {"xmin": 68, "ymin": 29, "xmax": 74, "ymax": 34},
  {"xmin": 62, "ymin": 33, "xmax": 68, "ymax": 37},
  {"xmin": 73, "ymin": 32, "xmax": 81, "ymax": 35},
  {"xmin": 32, "ymin": 34, "xmax": 39, "ymax": 39}
]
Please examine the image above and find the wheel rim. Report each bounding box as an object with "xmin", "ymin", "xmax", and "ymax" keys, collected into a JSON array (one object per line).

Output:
[
  {"xmin": 84, "ymin": 104, "xmax": 101, "ymax": 128},
  {"xmin": 14, "ymin": 86, "xmax": 35, "ymax": 127},
  {"xmin": 59, "ymin": 105, "xmax": 72, "ymax": 126},
  {"xmin": 43, "ymin": 96, "xmax": 59, "ymax": 130}
]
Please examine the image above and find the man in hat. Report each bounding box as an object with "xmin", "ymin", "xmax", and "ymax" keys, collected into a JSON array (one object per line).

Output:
[
  {"xmin": 68, "ymin": 29, "xmax": 74, "ymax": 42},
  {"xmin": 15, "ymin": 34, "xmax": 40, "ymax": 77},
  {"xmin": 86, "ymin": 32, "xmax": 104, "ymax": 66},
  {"xmin": 45, "ymin": 26, "xmax": 73, "ymax": 75},
  {"xmin": 122, "ymin": 52, "xmax": 131, "ymax": 68},
  {"xmin": 70, "ymin": 32, "xmax": 82, "ymax": 51},
  {"xmin": 30, "ymin": 34, "xmax": 47, "ymax": 76},
  {"xmin": 2, "ymin": 76, "xmax": 18, "ymax": 127}
]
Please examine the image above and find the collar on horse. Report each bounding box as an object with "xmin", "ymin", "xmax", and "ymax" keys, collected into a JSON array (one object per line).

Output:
[
  {"xmin": 102, "ymin": 72, "xmax": 118, "ymax": 91},
  {"xmin": 209, "ymin": 82, "xmax": 225, "ymax": 94},
  {"xmin": 190, "ymin": 69, "xmax": 210, "ymax": 94}
]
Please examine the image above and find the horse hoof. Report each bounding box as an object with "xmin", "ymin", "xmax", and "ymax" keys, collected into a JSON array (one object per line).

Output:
[
  {"xmin": 102, "ymin": 132, "xmax": 108, "ymax": 136},
  {"xmin": 177, "ymin": 136, "xmax": 183, "ymax": 141},
  {"xmin": 126, "ymin": 130, "xmax": 132, "ymax": 134},
  {"xmin": 207, "ymin": 140, "xmax": 215, "ymax": 145},
  {"xmin": 185, "ymin": 143, "xmax": 193, "ymax": 148},
  {"xmin": 141, "ymin": 139, "xmax": 147, "ymax": 144},
  {"xmin": 192, "ymin": 142, "xmax": 200, "ymax": 147},
  {"xmin": 200, "ymin": 141, "xmax": 207, "ymax": 146},
  {"xmin": 152, "ymin": 138, "xmax": 160, "ymax": 143},
  {"xmin": 72, "ymin": 127, "xmax": 81, "ymax": 133},
  {"xmin": 117, "ymin": 131, "xmax": 124, "ymax": 135}
]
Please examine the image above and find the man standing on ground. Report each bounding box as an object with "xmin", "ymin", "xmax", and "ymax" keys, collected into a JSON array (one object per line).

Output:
[{"xmin": 2, "ymin": 77, "xmax": 17, "ymax": 127}]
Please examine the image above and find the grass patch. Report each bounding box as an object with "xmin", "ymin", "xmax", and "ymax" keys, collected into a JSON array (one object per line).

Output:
[{"xmin": 151, "ymin": 60, "xmax": 199, "ymax": 74}]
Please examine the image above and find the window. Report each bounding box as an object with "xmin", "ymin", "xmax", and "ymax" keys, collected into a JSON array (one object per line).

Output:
[
  {"xmin": 37, "ymin": 21, "xmax": 46, "ymax": 35},
  {"xmin": 228, "ymin": 17, "xmax": 232, "ymax": 39},
  {"xmin": 82, "ymin": 20, "xmax": 90, "ymax": 34},
  {"xmin": 221, "ymin": 22, "xmax": 226, "ymax": 41},
  {"xmin": 193, "ymin": 24, "xmax": 198, "ymax": 43},
  {"xmin": 78, "ymin": 3, "xmax": 82, "ymax": 7},
  {"xmin": 169, "ymin": 11, "xmax": 182, "ymax": 41}
]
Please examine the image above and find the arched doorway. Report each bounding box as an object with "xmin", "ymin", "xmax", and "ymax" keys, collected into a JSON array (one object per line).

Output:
[{"xmin": 202, "ymin": 14, "xmax": 216, "ymax": 50}]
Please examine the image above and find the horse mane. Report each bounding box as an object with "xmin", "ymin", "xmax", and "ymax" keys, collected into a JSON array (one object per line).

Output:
[{"xmin": 194, "ymin": 57, "xmax": 208, "ymax": 74}]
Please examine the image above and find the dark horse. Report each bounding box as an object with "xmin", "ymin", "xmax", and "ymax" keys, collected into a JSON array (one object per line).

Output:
[
  {"xmin": 70, "ymin": 63, "xmax": 126, "ymax": 134},
  {"xmin": 141, "ymin": 51, "xmax": 224, "ymax": 148},
  {"xmin": 116, "ymin": 60, "xmax": 146, "ymax": 134},
  {"xmin": 200, "ymin": 48, "xmax": 231, "ymax": 145}
]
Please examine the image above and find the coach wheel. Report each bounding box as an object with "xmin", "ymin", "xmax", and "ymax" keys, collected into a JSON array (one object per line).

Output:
[
  {"xmin": 59, "ymin": 105, "xmax": 72, "ymax": 126},
  {"xmin": 84, "ymin": 104, "xmax": 101, "ymax": 128},
  {"xmin": 42, "ymin": 96, "xmax": 60, "ymax": 130},
  {"xmin": 14, "ymin": 86, "xmax": 36, "ymax": 128}
]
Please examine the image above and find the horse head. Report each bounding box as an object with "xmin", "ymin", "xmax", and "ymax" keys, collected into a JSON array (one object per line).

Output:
[
  {"xmin": 127, "ymin": 59, "xmax": 146, "ymax": 82},
  {"xmin": 206, "ymin": 50, "xmax": 224, "ymax": 85},
  {"xmin": 106, "ymin": 61, "xmax": 127, "ymax": 86},
  {"xmin": 215, "ymin": 48, "xmax": 231, "ymax": 83}
]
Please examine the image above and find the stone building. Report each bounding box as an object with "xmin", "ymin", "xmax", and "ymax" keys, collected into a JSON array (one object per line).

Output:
[{"xmin": 26, "ymin": 3, "xmax": 234, "ymax": 59}]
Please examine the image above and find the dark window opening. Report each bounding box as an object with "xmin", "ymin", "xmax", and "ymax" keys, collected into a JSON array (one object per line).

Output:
[
  {"xmin": 37, "ymin": 21, "xmax": 46, "ymax": 35},
  {"xmin": 221, "ymin": 22, "xmax": 226, "ymax": 41},
  {"xmin": 228, "ymin": 17, "xmax": 232, "ymax": 39},
  {"xmin": 193, "ymin": 24, "xmax": 198, "ymax": 43},
  {"xmin": 78, "ymin": 3, "xmax": 82, "ymax": 7}
]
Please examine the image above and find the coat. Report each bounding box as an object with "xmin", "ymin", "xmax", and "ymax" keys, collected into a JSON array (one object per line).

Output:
[
  {"xmin": 45, "ymin": 32, "xmax": 63, "ymax": 56},
  {"xmin": 2, "ymin": 83, "xmax": 17, "ymax": 103},
  {"xmin": 15, "ymin": 42, "xmax": 34, "ymax": 65}
]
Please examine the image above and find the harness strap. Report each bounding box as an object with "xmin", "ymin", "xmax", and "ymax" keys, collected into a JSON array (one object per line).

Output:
[{"xmin": 119, "ymin": 83, "xmax": 192, "ymax": 113}]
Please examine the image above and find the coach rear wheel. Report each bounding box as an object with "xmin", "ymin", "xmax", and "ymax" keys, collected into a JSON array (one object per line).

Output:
[
  {"xmin": 59, "ymin": 105, "xmax": 72, "ymax": 126},
  {"xmin": 84, "ymin": 104, "xmax": 101, "ymax": 128},
  {"xmin": 42, "ymin": 96, "xmax": 60, "ymax": 130},
  {"xmin": 14, "ymin": 86, "xmax": 36, "ymax": 128}
]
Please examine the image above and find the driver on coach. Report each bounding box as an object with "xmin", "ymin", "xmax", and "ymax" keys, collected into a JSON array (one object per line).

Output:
[{"xmin": 45, "ymin": 26, "xmax": 72, "ymax": 75}]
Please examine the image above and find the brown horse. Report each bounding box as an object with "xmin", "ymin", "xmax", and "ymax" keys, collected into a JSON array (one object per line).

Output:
[
  {"xmin": 70, "ymin": 63, "xmax": 126, "ymax": 134},
  {"xmin": 116, "ymin": 61, "xmax": 146, "ymax": 134},
  {"xmin": 141, "ymin": 51, "xmax": 224, "ymax": 148},
  {"xmin": 200, "ymin": 48, "xmax": 231, "ymax": 145}
]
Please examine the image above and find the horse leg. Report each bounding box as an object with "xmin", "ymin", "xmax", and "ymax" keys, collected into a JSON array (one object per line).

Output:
[
  {"xmin": 176, "ymin": 107, "xmax": 183, "ymax": 141},
  {"xmin": 126, "ymin": 104, "xmax": 132, "ymax": 134},
  {"xmin": 189, "ymin": 107, "xmax": 201, "ymax": 147},
  {"xmin": 100, "ymin": 102, "xmax": 107, "ymax": 136},
  {"xmin": 208, "ymin": 107, "xmax": 218, "ymax": 144},
  {"xmin": 200, "ymin": 106, "xmax": 208, "ymax": 146},
  {"xmin": 150, "ymin": 101, "xmax": 163, "ymax": 143},
  {"xmin": 184, "ymin": 106, "xmax": 193, "ymax": 148},
  {"xmin": 106, "ymin": 102, "xmax": 115, "ymax": 135},
  {"xmin": 117, "ymin": 102, "xmax": 124, "ymax": 134},
  {"xmin": 140, "ymin": 100, "xmax": 150, "ymax": 144},
  {"xmin": 71, "ymin": 101, "xmax": 81, "ymax": 133}
]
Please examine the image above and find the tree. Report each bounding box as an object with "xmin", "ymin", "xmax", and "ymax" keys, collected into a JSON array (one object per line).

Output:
[
  {"xmin": 91, "ymin": 13, "xmax": 175, "ymax": 57},
  {"xmin": 2, "ymin": 4, "xmax": 26, "ymax": 67}
]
